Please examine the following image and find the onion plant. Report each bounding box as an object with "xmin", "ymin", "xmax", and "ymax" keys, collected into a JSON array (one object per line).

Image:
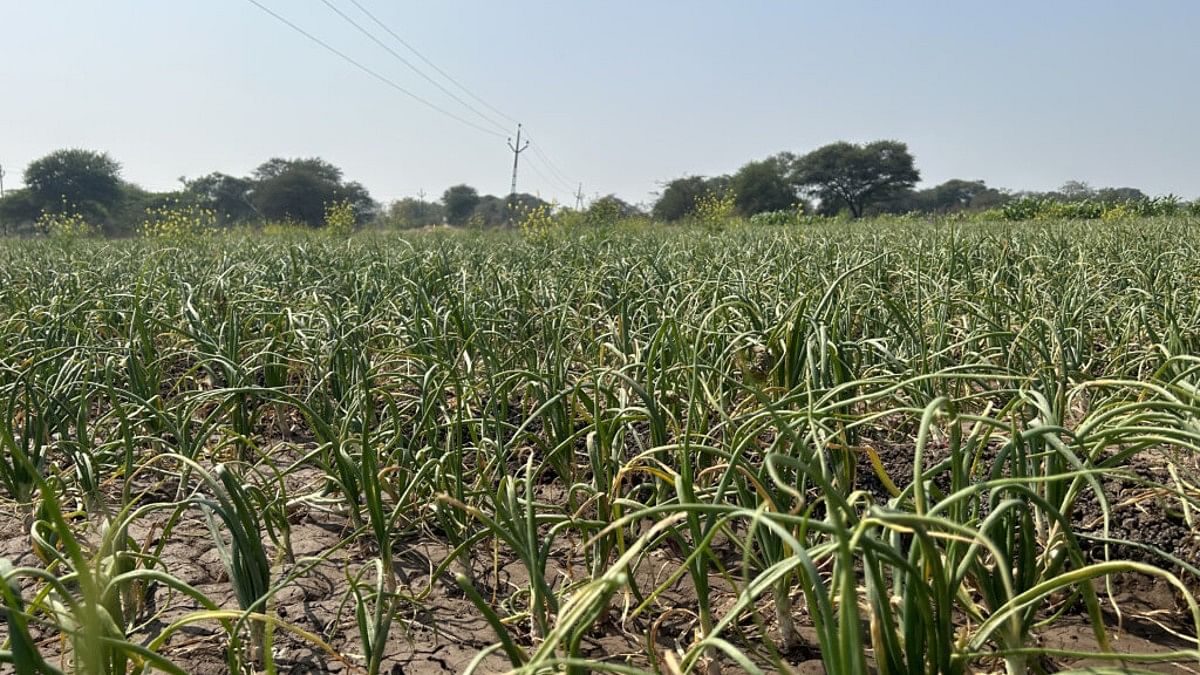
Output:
[{"xmin": 2, "ymin": 218, "xmax": 1200, "ymax": 673}]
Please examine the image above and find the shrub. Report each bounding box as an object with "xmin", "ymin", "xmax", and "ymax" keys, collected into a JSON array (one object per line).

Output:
[
  {"xmin": 37, "ymin": 208, "xmax": 98, "ymax": 239},
  {"xmin": 999, "ymin": 196, "xmax": 1182, "ymax": 222},
  {"xmin": 324, "ymin": 200, "xmax": 356, "ymax": 236},
  {"xmin": 517, "ymin": 203, "xmax": 556, "ymax": 238},
  {"xmin": 692, "ymin": 188, "xmax": 737, "ymax": 228},
  {"xmin": 141, "ymin": 201, "xmax": 219, "ymax": 238},
  {"xmin": 749, "ymin": 204, "xmax": 806, "ymax": 227}
]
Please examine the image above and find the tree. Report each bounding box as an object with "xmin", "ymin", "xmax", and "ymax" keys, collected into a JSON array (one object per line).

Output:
[
  {"xmin": 652, "ymin": 175, "xmax": 729, "ymax": 221},
  {"xmin": 585, "ymin": 195, "xmax": 641, "ymax": 224},
  {"xmin": 249, "ymin": 158, "xmax": 374, "ymax": 227},
  {"xmin": 506, "ymin": 192, "xmax": 549, "ymax": 217},
  {"xmin": 729, "ymin": 156, "xmax": 796, "ymax": 216},
  {"xmin": 254, "ymin": 157, "xmax": 342, "ymax": 183},
  {"xmin": 442, "ymin": 184, "xmax": 480, "ymax": 226},
  {"xmin": 1095, "ymin": 186, "xmax": 1148, "ymax": 203},
  {"xmin": 183, "ymin": 172, "xmax": 257, "ymax": 225},
  {"xmin": 471, "ymin": 195, "xmax": 509, "ymax": 227},
  {"xmin": 1057, "ymin": 180, "xmax": 1095, "ymax": 201},
  {"xmin": 790, "ymin": 140, "xmax": 920, "ymax": 218},
  {"xmin": 902, "ymin": 179, "xmax": 1009, "ymax": 213},
  {"xmin": 0, "ymin": 189, "xmax": 39, "ymax": 235},
  {"xmin": 1035, "ymin": 182, "xmax": 1148, "ymax": 204},
  {"xmin": 386, "ymin": 197, "xmax": 444, "ymax": 229},
  {"xmin": 109, "ymin": 185, "xmax": 195, "ymax": 235},
  {"xmin": 23, "ymin": 149, "xmax": 124, "ymax": 223},
  {"xmin": 467, "ymin": 193, "xmax": 548, "ymax": 227}
]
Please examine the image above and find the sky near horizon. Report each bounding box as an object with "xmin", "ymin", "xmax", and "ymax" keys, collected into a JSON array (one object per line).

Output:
[{"xmin": 1, "ymin": 1, "xmax": 1198, "ymax": 207}]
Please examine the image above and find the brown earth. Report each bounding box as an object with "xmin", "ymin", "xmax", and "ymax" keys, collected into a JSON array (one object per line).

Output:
[{"xmin": 1, "ymin": 433, "xmax": 1198, "ymax": 674}]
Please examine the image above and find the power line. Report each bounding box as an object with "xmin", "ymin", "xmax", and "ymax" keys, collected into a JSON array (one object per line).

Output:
[
  {"xmin": 526, "ymin": 139, "xmax": 575, "ymax": 188},
  {"xmin": 244, "ymin": 0, "xmax": 587, "ymax": 203},
  {"xmin": 522, "ymin": 162, "xmax": 582, "ymax": 206},
  {"xmin": 335, "ymin": 1, "xmax": 587, "ymax": 200},
  {"xmin": 318, "ymin": 0, "xmax": 510, "ymax": 135},
  {"xmin": 526, "ymin": 135, "xmax": 583, "ymax": 198},
  {"xmin": 521, "ymin": 158, "xmax": 566, "ymax": 198},
  {"xmin": 242, "ymin": 0, "xmax": 505, "ymax": 139},
  {"xmin": 344, "ymin": 0, "xmax": 520, "ymax": 127},
  {"xmin": 523, "ymin": 147, "xmax": 576, "ymax": 194},
  {"xmin": 523, "ymin": 152, "xmax": 575, "ymax": 195}
]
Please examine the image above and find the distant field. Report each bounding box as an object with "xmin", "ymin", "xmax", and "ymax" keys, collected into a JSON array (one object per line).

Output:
[{"xmin": 1, "ymin": 219, "xmax": 1199, "ymax": 674}]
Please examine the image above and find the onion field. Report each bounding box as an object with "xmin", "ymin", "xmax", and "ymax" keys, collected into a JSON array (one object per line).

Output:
[{"xmin": 2, "ymin": 220, "xmax": 1200, "ymax": 674}]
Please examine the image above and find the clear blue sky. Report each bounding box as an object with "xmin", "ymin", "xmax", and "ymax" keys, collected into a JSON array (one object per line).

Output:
[{"xmin": 2, "ymin": 1, "xmax": 1198, "ymax": 206}]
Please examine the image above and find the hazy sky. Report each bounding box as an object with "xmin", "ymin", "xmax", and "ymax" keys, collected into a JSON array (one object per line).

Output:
[{"xmin": 2, "ymin": 1, "xmax": 1198, "ymax": 206}]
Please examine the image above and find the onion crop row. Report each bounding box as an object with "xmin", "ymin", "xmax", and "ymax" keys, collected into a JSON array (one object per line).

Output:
[{"xmin": 0, "ymin": 219, "xmax": 1199, "ymax": 673}]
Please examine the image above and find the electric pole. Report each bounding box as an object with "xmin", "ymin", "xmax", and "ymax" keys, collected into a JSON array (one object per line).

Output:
[
  {"xmin": 507, "ymin": 124, "xmax": 529, "ymax": 198},
  {"xmin": 575, "ymin": 183, "xmax": 585, "ymax": 211},
  {"xmin": 0, "ymin": 162, "xmax": 6, "ymax": 198},
  {"xmin": 506, "ymin": 124, "xmax": 530, "ymax": 226}
]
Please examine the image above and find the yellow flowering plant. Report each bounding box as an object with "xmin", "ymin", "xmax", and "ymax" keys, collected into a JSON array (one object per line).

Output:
[
  {"xmin": 324, "ymin": 200, "xmax": 357, "ymax": 236},
  {"xmin": 38, "ymin": 210, "xmax": 98, "ymax": 239},
  {"xmin": 517, "ymin": 202, "xmax": 556, "ymax": 238},
  {"xmin": 692, "ymin": 188, "xmax": 738, "ymax": 229},
  {"xmin": 141, "ymin": 201, "xmax": 218, "ymax": 238},
  {"xmin": 37, "ymin": 198, "xmax": 99, "ymax": 239}
]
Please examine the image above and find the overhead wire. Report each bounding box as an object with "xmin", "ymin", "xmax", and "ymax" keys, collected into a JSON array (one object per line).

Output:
[
  {"xmin": 344, "ymin": 0, "xmax": 521, "ymax": 127},
  {"xmin": 523, "ymin": 152, "xmax": 576, "ymax": 196},
  {"xmin": 526, "ymin": 139, "xmax": 577, "ymax": 192},
  {"xmin": 242, "ymin": 0, "xmax": 505, "ymax": 139},
  {"xmin": 332, "ymin": 1, "xmax": 583, "ymax": 197},
  {"xmin": 520, "ymin": 157, "xmax": 574, "ymax": 202},
  {"xmin": 318, "ymin": 0, "xmax": 511, "ymax": 135},
  {"xmin": 245, "ymin": 0, "xmax": 589, "ymax": 199}
]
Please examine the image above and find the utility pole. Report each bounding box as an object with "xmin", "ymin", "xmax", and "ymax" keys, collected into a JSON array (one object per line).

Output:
[
  {"xmin": 574, "ymin": 183, "xmax": 585, "ymax": 211},
  {"xmin": 506, "ymin": 124, "xmax": 530, "ymax": 226},
  {"xmin": 507, "ymin": 124, "xmax": 529, "ymax": 198}
]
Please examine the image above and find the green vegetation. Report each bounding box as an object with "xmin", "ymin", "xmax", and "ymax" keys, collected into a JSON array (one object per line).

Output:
[
  {"xmin": 3, "ymin": 144, "xmax": 1198, "ymax": 236},
  {"xmin": 1, "ymin": 217, "xmax": 1199, "ymax": 673},
  {"xmin": 994, "ymin": 193, "xmax": 1191, "ymax": 221}
]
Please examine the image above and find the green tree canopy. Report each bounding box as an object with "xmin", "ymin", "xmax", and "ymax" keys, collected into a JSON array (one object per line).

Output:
[
  {"xmin": 386, "ymin": 197, "xmax": 444, "ymax": 229},
  {"xmin": 24, "ymin": 149, "xmax": 124, "ymax": 223},
  {"xmin": 791, "ymin": 140, "xmax": 920, "ymax": 218},
  {"xmin": 584, "ymin": 195, "xmax": 642, "ymax": 224},
  {"xmin": 0, "ymin": 189, "xmax": 38, "ymax": 234},
  {"xmin": 1095, "ymin": 186, "xmax": 1148, "ymax": 203},
  {"xmin": 467, "ymin": 193, "xmax": 548, "ymax": 227},
  {"xmin": 183, "ymin": 172, "xmax": 257, "ymax": 225},
  {"xmin": 506, "ymin": 193, "xmax": 549, "ymax": 216},
  {"xmin": 652, "ymin": 175, "xmax": 729, "ymax": 221},
  {"xmin": 249, "ymin": 158, "xmax": 374, "ymax": 227},
  {"xmin": 1025, "ymin": 182, "xmax": 1149, "ymax": 205},
  {"xmin": 891, "ymin": 179, "xmax": 1009, "ymax": 213},
  {"xmin": 471, "ymin": 195, "xmax": 508, "ymax": 227},
  {"xmin": 729, "ymin": 156, "xmax": 797, "ymax": 216},
  {"xmin": 442, "ymin": 184, "xmax": 481, "ymax": 226}
]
